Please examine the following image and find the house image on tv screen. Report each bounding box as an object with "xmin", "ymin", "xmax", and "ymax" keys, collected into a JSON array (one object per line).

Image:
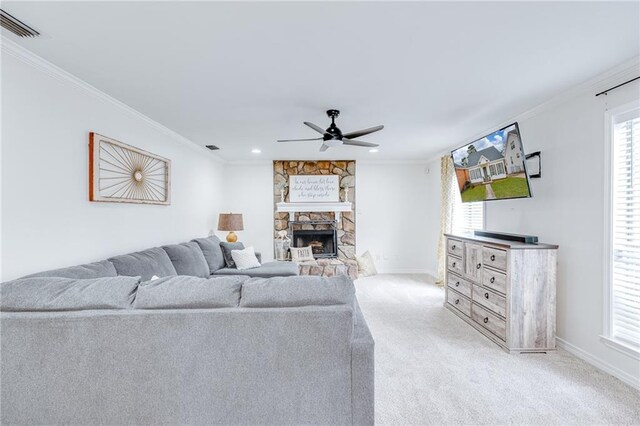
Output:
[{"xmin": 452, "ymin": 124, "xmax": 530, "ymax": 202}]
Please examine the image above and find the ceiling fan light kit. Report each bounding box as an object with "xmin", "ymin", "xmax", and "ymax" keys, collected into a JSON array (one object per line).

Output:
[{"xmin": 278, "ymin": 109, "xmax": 384, "ymax": 151}]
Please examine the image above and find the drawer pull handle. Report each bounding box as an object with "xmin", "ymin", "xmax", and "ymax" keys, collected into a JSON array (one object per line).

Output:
[
  {"xmin": 455, "ymin": 281, "xmax": 460, "ymax": 287},
  {"xmin": 483, "ymin": 317, "xmax": 489, "ymax": 324},
  {"xmin": 476, "ymin": 263, "xmax": 481, "ymax": 270},
  {"xmin": 490, "ymin": 254, "xmax": 496, "ymax": 261},
  {"xmin": 452, "ymin": 261, "xmax": 456, "ymax": 267},
  {"xmin": 484, "ymin": 292, "xmax": 489, "ymax": 299},
  {"xmin": 455, "ymin": 299, "xmax": 460, "ymax": 305},
  {"xmin": 452, "ymin": 244, "xmax": 456, "ymax": 250},
  {"xmin": 490, "ymin": 277, "xmax": 495, "ymax": 284}
]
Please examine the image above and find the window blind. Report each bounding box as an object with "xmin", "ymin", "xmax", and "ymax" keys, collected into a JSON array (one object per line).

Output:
[
  {"xmin": 611, "ymin": 109, "xmax": 640, "ymax": 348},
  {"xmin": 451, "ymin": 175, "xmax": 484, "ymax": 233}
]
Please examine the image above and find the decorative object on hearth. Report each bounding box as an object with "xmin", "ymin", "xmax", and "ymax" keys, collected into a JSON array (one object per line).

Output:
[
  {"xmin": 89, "ymin": 133, "xmax": 171, "ymax": 205},
  {"xmin": 218, "ymin": 213, "xmax": 244, "ymax": 242},
  {"xmin": 277, "ymin": 109, "xmax": 384, "ymax": 152},
  {"xmin": 344, "ymin": 187, "xmax": 350, "ymax": 202},
  {"xmin": 356, "ymin": 251, "xmax": 378, "ymax": 277},
  {"xmin": 290, "ymin": 246, "xmax": 315, "ymax": 262},
  {"xmin": 274, "ymin": 230, "xmax": 291, "ymax": 261}
]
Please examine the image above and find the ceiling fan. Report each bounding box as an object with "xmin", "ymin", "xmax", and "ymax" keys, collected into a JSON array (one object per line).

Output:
[{"xmin": 278, "ymin": 109, "xmax": 384, "ymax": 152}]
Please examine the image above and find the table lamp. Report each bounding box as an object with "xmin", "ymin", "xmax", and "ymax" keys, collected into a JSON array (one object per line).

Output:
[{"xmin": 218, "ymin": 213, "xmax": 244, "ymax": 242}]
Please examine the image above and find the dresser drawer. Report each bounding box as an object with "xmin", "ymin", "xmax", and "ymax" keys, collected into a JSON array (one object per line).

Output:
[
  {"xmin": 472, "ymin": 303, "xmax": 506, "ymax": 341},
  {"xmin": 447, "ymin": 255, "xmax": 463, "ymax": 275},
  {"xmin": 472, "ymin": 284, "xmax": 506, "ymax": 318},
  {"xmin": 447, "ymin": 274, "xmax": 471, "ymax": 298},
  {"xmin": 447, "ymin": 238, "xmax": 464, "ymax": 257},
  {"xmin": 447, "ymin": 289, "xmax": 471, "ymax": 317},
  {"xmin": 482, "ymin": 269, "xmax": 507, "ymax": 294},
  {"xmin": 483, "ymin": 247, "xmax": 507, "ymax": 271}
]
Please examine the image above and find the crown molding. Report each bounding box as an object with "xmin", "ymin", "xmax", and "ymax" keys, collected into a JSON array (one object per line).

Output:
[
  {"xmin": 225, "ymin": 158, "xmax": 431, "ymax": 166},
  {"xmin": 428, "ymin": 56, "xmax": 640, "ymax": 163},
  {"xmin": 1, "ymin": 36, "xmax": 226, "ymax": 165}
]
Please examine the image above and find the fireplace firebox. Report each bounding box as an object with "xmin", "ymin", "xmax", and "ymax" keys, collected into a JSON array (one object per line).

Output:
[{"xmin": 290, "ymin": 222, "xmax": 338, "ymax": 259}]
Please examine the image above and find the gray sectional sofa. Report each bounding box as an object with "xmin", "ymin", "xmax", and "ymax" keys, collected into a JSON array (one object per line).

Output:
[{"xmin": 0, "ymin": 236, "xmax": 374, "ymax": 425}]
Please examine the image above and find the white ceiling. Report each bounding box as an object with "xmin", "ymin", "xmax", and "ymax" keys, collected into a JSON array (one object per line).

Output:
[{"xmin": 3, "ymin": 1, "xmax": 639, "ymax": 162}]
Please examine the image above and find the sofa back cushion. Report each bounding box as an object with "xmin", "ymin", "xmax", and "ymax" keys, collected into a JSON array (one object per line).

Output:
[
  {"xmin": 0, "ymin": 276, "xmax": 140, "ymax": 311},
  {"xmin": 192, "ymin": 236, "xmax": 226, "ymax": 273},
  {"xmin": 240, "ymin": 275, "xmax": 355, "ymax": 308},
  {"xmin": 134, "ymin": 275, "xmax": 248, "ymax": 309},
  {"xmin": 108, "ymin": 247, "xmax": 177, "ymax": 281},
  {"xmin": 162, "ymin": 242, "xmax": 210, "ymax": 278},
  {"xmin": 21, "ymin": 259, "xmax": 117, "ymax": 279}
]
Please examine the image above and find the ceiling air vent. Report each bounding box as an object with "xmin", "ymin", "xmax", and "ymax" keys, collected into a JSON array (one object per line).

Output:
[
  {"xmin": 0, "ymin": 9, "xmax": 40, "ymax": 38},
  {"xmin": 205, "ymin": 145, "xmax": 220, "ymax": 151}
]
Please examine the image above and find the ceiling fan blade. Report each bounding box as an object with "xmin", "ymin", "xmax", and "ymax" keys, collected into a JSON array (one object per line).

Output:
[
  {"xmin": 304, "ymin": 122, "xmax": 328, "ymax": 135},
  {"xmin": 342, "ymin": 125, "xmax": 384, "ymax": 139},
  {"xmin": 319, "ymin": 144, "xmax": 329, "ymax": 152},
  {"xmin": 342, "ymin": 138, "xmax": 379, "ymax": 148},
  {"xmin": 277, "ymin": 137, "xmax": 323, "ymax": 142}
]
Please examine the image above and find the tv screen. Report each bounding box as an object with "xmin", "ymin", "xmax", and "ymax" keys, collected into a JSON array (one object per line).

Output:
[{"xmin": 451, "ymin": 122, "xmax": 532, "ymax": 203}]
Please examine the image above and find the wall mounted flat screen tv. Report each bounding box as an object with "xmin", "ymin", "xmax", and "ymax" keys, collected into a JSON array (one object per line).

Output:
[{"xmin": 451, "ymin": 122, "xmax": 532, "ymax": 203}]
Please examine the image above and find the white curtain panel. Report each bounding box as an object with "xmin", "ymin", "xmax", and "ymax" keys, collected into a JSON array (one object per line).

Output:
[{"xmin": 436, "ymin": 156, "xmax": 455, "ymax": 285}]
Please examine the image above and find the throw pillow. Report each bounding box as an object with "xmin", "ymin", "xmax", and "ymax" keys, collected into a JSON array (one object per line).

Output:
[
  {"xmin": 290, "ymin": 246, "xmax": 315, "ymax": 262},
  {"xmin": 220, "ymin": 241, "xmax": 245, "ymax": 268},
  {"xmin": 357, "ymin": 251, "xmax": 378, "ymax": 277},
  {"xmin": 231, "ymin": 246, "xmax": 261, "ymax": 270}
]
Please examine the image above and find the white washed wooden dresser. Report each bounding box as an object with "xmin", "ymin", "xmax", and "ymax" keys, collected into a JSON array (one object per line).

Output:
[{"xmin": 444, "ymin": 233, "xmax": 559, "ymax": 353}]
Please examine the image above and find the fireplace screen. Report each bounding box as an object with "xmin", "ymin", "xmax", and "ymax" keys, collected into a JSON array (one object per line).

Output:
[{"xmin": 292, "ymin": 229, "xmax": 337, "ymax": 258}]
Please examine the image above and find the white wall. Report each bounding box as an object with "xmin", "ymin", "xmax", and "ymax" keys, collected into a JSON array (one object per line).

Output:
[
  {"xmin": 485, "ymin": 72, "xmax": 640, "ymax": 387},
  {"xmin": 1, "ymin": 44, "xmax": 225, "ymax": 281},
  {"xmin": 220, "ymin": 163, "xmax": 276, "ymax": 261},
  {"xmin": 221, "ymin": 161, "xmax": 436, "ymax": 273},
  {"xmin": 356, "ymin": 162, "xmax": 433, "ymax": 273}
]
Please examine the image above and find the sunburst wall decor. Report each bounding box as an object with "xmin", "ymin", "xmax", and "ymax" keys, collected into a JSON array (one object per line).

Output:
[{"xmin": 89, "ymin": 133, "xmax": 171, "ymax": 205}]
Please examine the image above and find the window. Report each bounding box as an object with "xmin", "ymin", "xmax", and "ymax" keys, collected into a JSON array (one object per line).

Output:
[
  {"xmin": 451, "ymin": 174, "xmax": 484, "ymax": 233},
  {"xmin": 605, "ymin": 101, "xmax": 640, "ymax": 355}
]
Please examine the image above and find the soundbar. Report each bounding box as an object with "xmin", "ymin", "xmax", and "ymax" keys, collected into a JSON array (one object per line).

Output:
[{"xmin": 474, "ymin": 230, "xmax": 538, "ymax": 244}]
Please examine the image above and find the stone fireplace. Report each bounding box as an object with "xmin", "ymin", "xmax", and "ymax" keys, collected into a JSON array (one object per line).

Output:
[{"xmin": 273, "ymin": 161, "xmax": 357, "ymax": 278}]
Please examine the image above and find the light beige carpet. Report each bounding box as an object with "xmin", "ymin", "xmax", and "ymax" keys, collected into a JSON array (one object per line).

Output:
[{"xmin": 354, "ymin": 274, "xmax": 640, "ymax": 425}]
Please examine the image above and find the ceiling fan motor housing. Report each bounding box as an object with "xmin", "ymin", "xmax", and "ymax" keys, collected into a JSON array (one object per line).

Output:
[{"xmin": 325, "ymin": 109, "xmax": 343, "ymax": 141}]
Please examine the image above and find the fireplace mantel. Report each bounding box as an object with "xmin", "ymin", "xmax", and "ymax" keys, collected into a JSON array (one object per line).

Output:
[{"xmin": 276, "ymin": 201, "xmax": 352, "ymax": 222}]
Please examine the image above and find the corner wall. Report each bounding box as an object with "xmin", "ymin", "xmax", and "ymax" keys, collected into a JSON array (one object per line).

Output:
[
  {"xmin": 484, "ymin": 70, "xmax": 640, "ymax": 388},
  {"xmin": 428, "ymin": 59, "xmax": 640, "ymax": 388},
  {"xmin": 1, "ymin": 42, "xmax": 225, "ymax": 281}
]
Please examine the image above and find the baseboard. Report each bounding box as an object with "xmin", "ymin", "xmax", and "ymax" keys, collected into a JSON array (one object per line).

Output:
[
  {"xmin": 556, "ymin": 337, "xmax": 640, "ymax": 390},
  {"xmin": 377, "ymin": 268, "xmax": 435, "ymax": 276}
]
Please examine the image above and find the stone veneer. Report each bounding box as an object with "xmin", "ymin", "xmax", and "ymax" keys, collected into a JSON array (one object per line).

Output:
[{"xmin": 273, "ymin": 161, "xmax": 357, "ymax": 279}]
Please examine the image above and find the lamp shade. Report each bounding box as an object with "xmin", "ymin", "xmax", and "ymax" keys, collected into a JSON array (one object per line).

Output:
[{"xmin": 218, "ymin": 213, "xmax": 244, "ymax": 231}]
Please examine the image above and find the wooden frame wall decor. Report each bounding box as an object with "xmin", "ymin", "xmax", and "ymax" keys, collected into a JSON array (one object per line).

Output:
[{"xmin": 89, "ymin": 132, "xmax": 171, "ymax": 205}]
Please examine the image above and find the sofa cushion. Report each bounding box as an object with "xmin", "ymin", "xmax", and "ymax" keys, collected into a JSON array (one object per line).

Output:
[
  {"xmin": 192, "ymin": 235, "xmax": 226, "ymax": 273},
  {"xmin": 220, "ymin": 241, "xmax": 244, "ymax": 268},
  {"xmin": 240, "ymin": 275, "xmax": 355, "ymax": 308},
  {"xmin": 211, "ymin": 261, "xmax": 299, "ymax": 278},
  {"xmin": 134, "ymin": 275, "xmax": 248, "ymax": 309},
  {"xmin": 0, "ymin": 276, "xmax": 140, "ymax": 312},
  {"xmin": 21, "ymin": 260, "xmax": 118, "ymax": 279},
  {"xmin": 162, "ymin": 242, "xmax": 210, "ymax": 278},
  {"xmin": 231, "ymin": 246, "xmax": 261, "ymax": 270},
  {"xmin": 108, "ymin": 247, "xmax": 177, "ymax": 281}
]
